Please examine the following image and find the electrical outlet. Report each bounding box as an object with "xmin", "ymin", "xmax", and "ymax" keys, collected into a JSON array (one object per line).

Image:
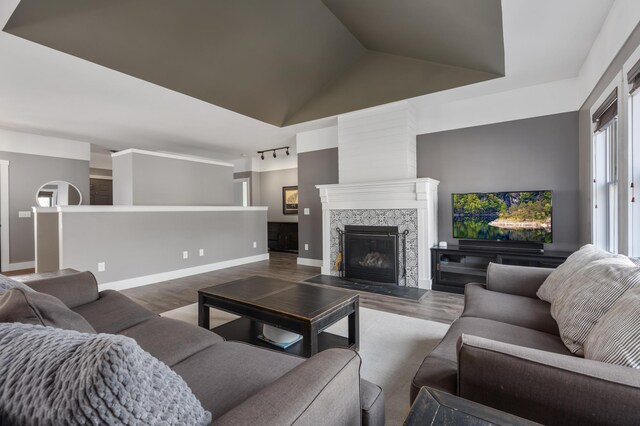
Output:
[
  {"xmin": 253, "ymin": 242, "xmax": 257, "ymax": 248},
  {"xmin": 199, "ymin": 249, "xmax": 204, "ymax": 256},
  {"xmin": 183, "ymin": 251, "xmax": 189, "ymax": 259},
  {"xmin": 303, "ymin": 208, "xmax": 310, "ymax": 215},
  {"xmin": 304, "ymin": 244, "xmax": 309, "ymax": 251},
  {"xmin": 97, "ymin": 262, "xmax": 106, "ymax": 272},
  {"xmin": 18, "ymin": 211, "xmax": 31, "ymax": 218}
]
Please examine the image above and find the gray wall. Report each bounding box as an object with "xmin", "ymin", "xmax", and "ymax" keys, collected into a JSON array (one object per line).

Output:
[
  {"xmin": 259, "ymin": 168, "xmax": 298, "ymax": 223},
  {"xmin": 113, "ymin": 152, "xmax": 234, "ymax": 206},
  {"xmin": 417, "ymin": 112, "xmax": 580, "ymax": 252},
  {"xmin": 112, "ymin": 153, "xmax": 133, "ymax": 205},
  {"xmin": 35, "ymin": 211, "xmax": 59, "ymax": 273},
  {"xmin": 0, "ymin": 151, "xmax": 89, "ymax": 264},
  {"xmin": 297, "ymin": 148, "xmax": 339, "ymax": 259},
  {"xmin": 58, "ymin": 210, "xmax": 268, "ymax": 284}
]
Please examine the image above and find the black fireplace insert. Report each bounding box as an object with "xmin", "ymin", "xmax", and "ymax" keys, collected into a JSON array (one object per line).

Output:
[{"xmin": 343, "ymin": 225, "xmax": 400, "ymax": 285}]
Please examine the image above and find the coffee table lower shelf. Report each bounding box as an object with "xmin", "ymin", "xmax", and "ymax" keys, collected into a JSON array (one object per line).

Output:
[{"xmin": 212, "ymin": 317, "xmax": 352, "ymax": 357}]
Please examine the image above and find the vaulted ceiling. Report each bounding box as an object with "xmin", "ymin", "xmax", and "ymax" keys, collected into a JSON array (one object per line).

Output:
[{"xmin": 3, "ymin": 0, "xmax": 504, "ymax": 127}]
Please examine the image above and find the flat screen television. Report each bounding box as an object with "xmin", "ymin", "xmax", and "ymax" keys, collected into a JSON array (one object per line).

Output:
[{"xmin": 452, "ymin": 191, "xmax": 552, "ymax": 243}]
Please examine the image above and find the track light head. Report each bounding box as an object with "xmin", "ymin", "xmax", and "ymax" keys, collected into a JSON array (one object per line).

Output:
[
  {"xmin": 261, "ymin": 153, "xmax": 264, "ymax": 160},
  {"xmin": 286, "ymin": 148, "xmax": 290, "ymax": 156},
  {"xmin": 273, "ymin": 151, "xmax": 277, "ymax": 158}
]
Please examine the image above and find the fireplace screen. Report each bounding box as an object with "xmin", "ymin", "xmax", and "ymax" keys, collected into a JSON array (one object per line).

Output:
[{"xmin": 343, "ymin": 225, "xmax": 399, "ymax": 284}]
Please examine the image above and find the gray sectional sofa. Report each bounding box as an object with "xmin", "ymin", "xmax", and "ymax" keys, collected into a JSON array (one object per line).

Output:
[
  {"xmin": 20, "ymin": 271, "xmax": 384, "ymax": 426},
  {"xmin": 411, "ymin": 262, "xmax": 640, "ymax": 425}
]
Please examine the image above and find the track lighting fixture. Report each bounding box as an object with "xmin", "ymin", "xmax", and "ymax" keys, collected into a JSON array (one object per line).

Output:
[{"xmin": 257, "ymin": 146, "xmax": 290, "ymax": 160}]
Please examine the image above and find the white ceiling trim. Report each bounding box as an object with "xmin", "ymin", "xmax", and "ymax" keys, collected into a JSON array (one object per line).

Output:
[
  {"xmin": 112, "ymin": 148, "xmax": 234, "ymax": 167},
  {"xmin": 0, "ymin": 128, "xmax": 90, "ymax": 161},
  {"xmin": 296, "ymin": 126, "xmax": 338, "ymax": 153},
  {"xmin": 577, "ymin": 0, "xmax": 640, "ymax": 106}
]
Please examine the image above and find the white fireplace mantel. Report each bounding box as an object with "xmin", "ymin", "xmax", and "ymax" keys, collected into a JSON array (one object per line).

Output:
[{"xmin": 316, "ymin": 178, "xmax": 439, "ymax": 289}]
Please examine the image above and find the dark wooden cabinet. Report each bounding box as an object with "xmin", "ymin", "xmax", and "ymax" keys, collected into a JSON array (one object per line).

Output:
[
  {"xmin": 431, "ymin": 245, "xmax": 571, "ymax": 294},
  {"xmin": 268, "ymin": 222, "xmax": 298, "ymax": 253}
]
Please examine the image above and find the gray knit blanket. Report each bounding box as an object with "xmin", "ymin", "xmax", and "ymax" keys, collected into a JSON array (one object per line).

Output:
[
  {"xmin": 0, "ymin": 275, "xmax": 34, "ymax": 294},
  {"xmin": 0, "ymin": 323, "xmax": 211, "ymax": 425}
]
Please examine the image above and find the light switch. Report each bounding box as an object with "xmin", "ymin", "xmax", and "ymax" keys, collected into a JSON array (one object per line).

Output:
[
  {"xmin": 18, "ymin": 211, "xmax": 31, "ymax": 218},
  {"xmin": 304, "ymin": 244, "xmax": 309, "ymax": 251},
  {"xmin": 303, "ymin": 208, "xmax": 310, "ymax": 215},
  {"xmin": 97, "ymin": 262, "xmax": 106, "ymax": 272}
]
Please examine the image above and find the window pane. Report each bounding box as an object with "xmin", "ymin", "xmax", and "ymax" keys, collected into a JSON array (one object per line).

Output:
[{"xmin": 593, "ymin": 118, "xmax": 618, "ymax": 253}]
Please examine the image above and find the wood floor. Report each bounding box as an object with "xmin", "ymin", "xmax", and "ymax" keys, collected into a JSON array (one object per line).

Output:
[{"xmin": 122, "ymin": 252, "xmax": 464, "ymax": 324}]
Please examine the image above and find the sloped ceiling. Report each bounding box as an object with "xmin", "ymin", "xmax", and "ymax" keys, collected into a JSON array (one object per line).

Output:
[{"xmin": 3, "ymin": 0, "xmax": 504, "ymax": 127}]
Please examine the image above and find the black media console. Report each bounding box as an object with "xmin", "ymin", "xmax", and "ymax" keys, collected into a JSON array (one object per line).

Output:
[{"xmin": 431, "ymin": 245, "xmax": 571, "ymax": 294}]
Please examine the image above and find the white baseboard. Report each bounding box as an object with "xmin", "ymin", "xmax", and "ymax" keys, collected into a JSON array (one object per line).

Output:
[
  {"xmin": 3, "ymin": 261, "xmax": 35, "ymax": 272},
  {"xmin": 418, "ymin": 278, "xmax": 432, "ymax": 290},
  {"xmin": 99, "ymin": 253, "xmax": 269, "ymax": 291},
  {"xmin": 297, "ymin": 257, "xmax": 323, "ymax": 267}
]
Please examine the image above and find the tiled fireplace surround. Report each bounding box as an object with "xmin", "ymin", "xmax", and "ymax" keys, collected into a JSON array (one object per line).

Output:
[{"xmin": 317, "ymin": 179, "xmax": 439, "ymax": 289}]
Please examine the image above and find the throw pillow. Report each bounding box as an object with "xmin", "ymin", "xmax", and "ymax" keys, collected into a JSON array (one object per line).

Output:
[
  {"xmin": 537, "ymin": 244, "xmax": 623, "ymax": 303},
  {"xmin": 0, "ymin": 288, "xmax": 95, "ymax": 333},
  {"xmin": 551, "ymin": 257, "xmax": 640, "ymax": 354},
  {"xmin": 0, "ymin": 275, "xmax": 34, "ymax": 294},
  {"xmin": 0, "ymin": 323, "xmax": 211, "ymax": 426},
  {"xmin": 584, "ymin": 287, "xmax": 640, "ymax": 368}
]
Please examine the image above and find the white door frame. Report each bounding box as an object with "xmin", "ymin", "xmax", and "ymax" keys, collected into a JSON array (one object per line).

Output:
[
  {"xmin": 233, "ymin": 177, "xmax": 251, "ymax": 207},
  {"xmin": 0, "ymin": 160, "xmax": 9, "ymax": 271},
  {"xmin": 0, "ymin": 160, "xmax": 35, "ymax": 272}
]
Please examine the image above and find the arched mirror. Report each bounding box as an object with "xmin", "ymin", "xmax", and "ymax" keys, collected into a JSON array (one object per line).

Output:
[{"xmin": 36, "ymin": 181, "xmax": 82, "ymax": 207}]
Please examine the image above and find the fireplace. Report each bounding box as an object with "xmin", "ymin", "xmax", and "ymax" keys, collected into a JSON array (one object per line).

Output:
[{"xmin": 342, "ymin": 225, "xmax": 400, "ymax": 285}]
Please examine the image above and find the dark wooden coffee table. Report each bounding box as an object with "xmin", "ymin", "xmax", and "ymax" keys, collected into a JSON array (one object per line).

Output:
[{"xmin": 198, "ymin": 276, "xmax": 359, "ymax": 358}]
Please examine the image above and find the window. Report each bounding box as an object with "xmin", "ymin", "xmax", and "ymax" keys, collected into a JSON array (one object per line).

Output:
[
  {"xmin": 628, "ymin": 63, "xmax": 640, "ymax": 256},
  {"xmin": 592, "ymin": 88, "xmax": 619, "ymax": 253}
]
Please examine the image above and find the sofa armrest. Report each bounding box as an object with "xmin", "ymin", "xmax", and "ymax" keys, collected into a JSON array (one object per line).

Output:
[
  {"xmin": 486, "ymin": 263, "xmax": 553, "ymax": 298},
  {"xmin": 22, "ymin": 270, "xmax": 99, "ymax": 309},
  {"xmin": 213, "ymin": 348, "xmax": 361, "ymax": 426},
  {"xmin": 457, "ymin": 335, "xmax": 640, "ymax": 425}
]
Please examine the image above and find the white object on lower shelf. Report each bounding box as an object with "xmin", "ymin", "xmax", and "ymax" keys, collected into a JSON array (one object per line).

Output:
[{"xmin": 262, "ymin": 324, "xmax": 301, "ymax": 344}]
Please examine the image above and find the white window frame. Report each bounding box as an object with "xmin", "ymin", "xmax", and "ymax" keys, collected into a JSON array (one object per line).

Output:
[
  {"xmin": 629, "ymin": 88, "xmax": 640, "ymax": 256},
  {"xmin": 593, "ymin": 120, "xmax": 619, "ymax": 253}
]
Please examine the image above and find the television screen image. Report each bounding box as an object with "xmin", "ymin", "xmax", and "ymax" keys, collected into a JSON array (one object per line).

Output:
[{"xmin": 452, "ymin": 191, "xmax": 552, "ymax": 243}]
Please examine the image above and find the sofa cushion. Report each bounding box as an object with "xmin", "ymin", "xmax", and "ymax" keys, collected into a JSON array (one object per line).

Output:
[
  {"xmin": 537, "ymin": 244, "xmax": 622, "ymax": 303},
  {"xmin": 172, "ymin": 341, "xmax": 304, "ymax": 419},
  {"xmin": 23, "ymin": 271, "xmax": 99, "ymax": 309},
  {"xmin": 72, "ymin": 290, "xmax": 157, "ymax": 334},
  {"xmin": 0, "ymin": 323, "xmax": 211, "ymax": 426},
  {"xmin": 551, "ymin": 257, "xmax": 640, "ymax": 354},
  {"xmin": 0, "ymin": 275, "xmax": 34, "ymax": 294},
  {"xmin": 411, "ymin": 316, "xmax": 571, "ymax": 402},
  {"xmin": 0, "ymin": 288, "xmax": 95, "ymax": 333},
  {"xmin": 119, "ymin": 317, "xmax": 223, "ymax": 367},
  {"xmin": 585, "ymin": 287, "xmax": 640, "ymax": 368},
  {"xmin": 486, "ymin": 263, "xmax": 552, "ymax": 298},
  {"xmin": 462, "ymin": 283, "xmax": 558, "ymax": 335}
]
